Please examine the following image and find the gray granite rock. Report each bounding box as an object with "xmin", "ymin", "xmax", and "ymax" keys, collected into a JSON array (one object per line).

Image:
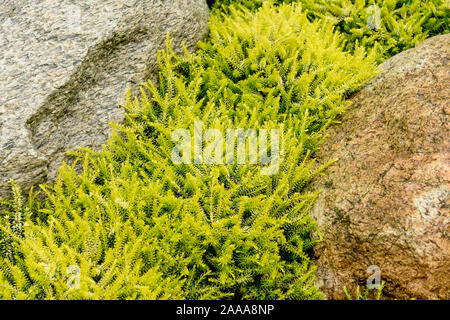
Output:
[{"xmin": 0, "ymin": 0, "xmax": 209, "ymax": 198}]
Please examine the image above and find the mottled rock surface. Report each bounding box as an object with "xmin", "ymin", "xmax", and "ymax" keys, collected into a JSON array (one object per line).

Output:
[
  {"xmin": 0, "ymin": 0, "xmax": 209, "ymax": 198},
  {"xmin": 311, "ymin": 34, "xmax": 449, "ymax": 299}
]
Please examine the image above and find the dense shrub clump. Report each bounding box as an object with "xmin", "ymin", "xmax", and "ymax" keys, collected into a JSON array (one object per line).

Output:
[
  {"xmin": 0, "ymin": 3, "xmax": 377, "ymax": 299},
  {"xmin": 210, "ymin": 0, "xmax": 449, "ymax": 61}
]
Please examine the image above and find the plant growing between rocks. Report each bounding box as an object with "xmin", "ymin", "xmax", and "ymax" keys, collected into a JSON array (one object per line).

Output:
[
  {"xmin": 0, "ymin": 0, "xmax": 448, "ymax": 300},
  {"xmin": 0, "ymin": 2, "xmax": 377, "ymax": 299}
]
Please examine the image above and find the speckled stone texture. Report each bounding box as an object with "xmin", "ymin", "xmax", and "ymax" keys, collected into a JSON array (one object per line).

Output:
[
  {"xmin": 311, "ymin": 34, "xmax": 449, "ymax": 300},
  {"xmin": 0, "ymin": 0, "xmax": 209, "ymax": 199}
]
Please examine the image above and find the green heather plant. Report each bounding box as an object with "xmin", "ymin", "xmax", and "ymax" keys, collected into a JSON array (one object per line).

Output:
[
  {"xmin": 210, "ymin": 0, "xmax": 449, "ymax": 61},
  {"xmin": 0, "ymin": 3, "xmax": 377, "ymax": 299},
  {"xmin": 299, "ymin": 0, "xmax": 449, "ymax": 60}
]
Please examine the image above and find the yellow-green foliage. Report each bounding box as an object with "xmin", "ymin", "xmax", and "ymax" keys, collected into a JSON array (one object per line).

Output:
[
  {"xmin": 299, "ymin": 0, "xmax": 449, "ymax": 60},
  {"xmin": 0, "ymin": 3, "xmax": 377, "ymax": 299},
  {"xmin": 211, "ymin": 0, "xmax": 449, "ymax": 61}
]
